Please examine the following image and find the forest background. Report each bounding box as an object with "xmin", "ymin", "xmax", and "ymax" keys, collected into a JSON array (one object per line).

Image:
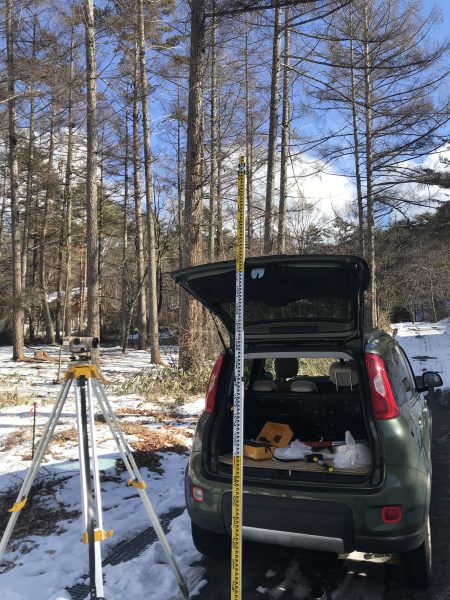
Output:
[{"xmin": 1, "ymin": 0, "xmax": 450, "ymax": 371}]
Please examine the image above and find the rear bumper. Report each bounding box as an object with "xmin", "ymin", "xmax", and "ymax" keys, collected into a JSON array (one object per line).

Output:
[
  {"xmin": 186, "ymin": 452, "xmax": 430, "ymax": 554},
  {"xmin": 222, "ymin": 493, "xmax": 354, "ymax": 552}
]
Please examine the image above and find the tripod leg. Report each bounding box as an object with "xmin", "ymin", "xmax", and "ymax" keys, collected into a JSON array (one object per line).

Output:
[
  {"xmin": 75, "ymin": 376, "xmax": 104, "ymax": 600},
  {"xmin": 0, "ymin": 378, "xmax": 72, "ymax": 557},
  {"xmin": 92, "ymin": 380, "xmax": 190, "ymax": 600}
]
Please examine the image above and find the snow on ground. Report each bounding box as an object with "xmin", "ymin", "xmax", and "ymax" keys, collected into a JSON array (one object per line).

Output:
[
  {"xmin": 0, "ymin": 345, "xmax": 205, "ymax": 600},
  {"xmin": 1, "ymin": 323, "xmax": 450, "ymax": 600},
  {"xmin": 393, "ymin": 320, "xmax": 450, "ymax": 388}
]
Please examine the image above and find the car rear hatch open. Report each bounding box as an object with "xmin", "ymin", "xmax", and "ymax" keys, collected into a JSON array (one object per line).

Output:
[{"xmin": 172, "ymin": 255, "xmax": 370, "ymax": 349}]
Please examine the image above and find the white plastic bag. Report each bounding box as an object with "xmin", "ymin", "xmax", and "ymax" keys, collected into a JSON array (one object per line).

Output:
[
  {"xmin": 333, "ymin": 431, "xmax": 371, "ymax": 468},
  {"xmin": 273, "ymin": 439, "xmax": 310, "ymax": 460},
  {"xmin": 273, "ymin": 439, "xmax": 334, "ymax": 461}
]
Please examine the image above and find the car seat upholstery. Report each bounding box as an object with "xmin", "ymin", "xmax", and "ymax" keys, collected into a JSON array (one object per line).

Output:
[
  {"xmin": 290, "ymin": 380, "xmax": 319, "ymax": 393},
  {"xmin": 252, "ymin": 380, "xmax": 277, "ymax": 392},
  {"xmin": 329, "ymin": 362, "xmax": 359, "ymax": 390}
]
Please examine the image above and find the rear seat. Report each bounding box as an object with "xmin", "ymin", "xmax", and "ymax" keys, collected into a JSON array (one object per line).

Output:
[
  {"xmin": 290, "ymin": 381, "xmax": 319, "ymax": 393},
  {"xmin": 252, "ymin": 380, "xmax": 276, "ymax": 392},
  {"xmin": 246, "ymin": 362, "xmax": 365, "ymax": 442},
  {"xmin": 322, "ymin": 362, "xmax": 365, "ymax": 439}
]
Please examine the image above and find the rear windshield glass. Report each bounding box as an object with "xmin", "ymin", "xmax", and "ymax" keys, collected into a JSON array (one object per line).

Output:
[
  {"xmin": 221, "ymin": 297, "xmax": 352, "ymax": 324},
  {"xmin": 184, "ymin": 262, "xmax": 359, "ymax": 326}
]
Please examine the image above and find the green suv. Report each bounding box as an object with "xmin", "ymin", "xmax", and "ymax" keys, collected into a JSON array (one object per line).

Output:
[{"xmin": 172, "ymin": 255, "xmax": 442, "ymax": 589}]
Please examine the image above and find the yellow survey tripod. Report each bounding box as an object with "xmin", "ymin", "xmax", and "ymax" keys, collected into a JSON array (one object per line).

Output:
[{"xmin": 0, "ymin": 356, "xmax": 189, "ymax": 600}]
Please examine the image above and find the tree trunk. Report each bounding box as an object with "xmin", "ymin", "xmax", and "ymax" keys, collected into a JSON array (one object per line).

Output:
[
  {"xmin": 78, "ymin": 243, "xmax": 87, "ymax": 333},
  {"xmin": 30, "ymin": 187, "xmax": 39, "ymax": 342},
  {"xmin": 98, "ymin": 133, "xmax": 104, "ymax": 330},
  {"xmin": 177, "ymin": 84, "xmax": 183, "ymax": 269},
  {"xmin": 215, "ymin": 88, "xmax": 223, "ymax": 260},
  {"xmin": 137, "ymin": 0, "xmax": 161, "ymax": 364},
  {"xmin": 133, "ymin": 41, "xmax": 148, "ymax": 350},
  {"xmin": 179, "ymin": 0, "xmax": 206, "ymax": 371},
  {"xmin": 6, "ymin": 0, "xmax": 25, "ymax": 359},
  {"xmin": 208, "ymin": 0, "xmax": 218, "ymax": 261},
  {"xmin": 264, "ymin": 6, "xmax": 281, "ymax": 254},
  {"xmin": 55, "ymin": 233, "xmax": 64, "ymax": 340},
  {"xmin": 245, "ymin": 27, "xmax": 254, "ymax": 256},
  {"xmin": 364, "ymin": 6, "xmax": 377, "ymax": 329},
  {"xmin": 84, "ymin": 0, "xmax": 100, "ymax": 352},
  {"xmin": 56, "ymin": 26, "xmax": 75, "ymax": 341},
  {"xmin": 39, "ymin": 102, "xmax": 56, "ymax": 344},
  {"xmin": 22, "ymin": 18, "xmax": 37, "ymax": 290},
  {"xmin": 121, "ymin": 109, "xmax": 130, "ymax": 352},
  {"xmin": 177, "ymin": 84, "xmax": 185, "ymax": 334},
  {"xmin": 349, "ymin": 16, "xmax": 364, "ymax": 257},
  {"xmin": 62, "ymin": 25, "xmax": 75, "ymax": 338},
  {"xmin": 0, "ymin": 168, "xmax": 7, "ymax": 247},
  {"xmin": 278, "ymin": 7, "xmax": 290, "ymax": 254}
]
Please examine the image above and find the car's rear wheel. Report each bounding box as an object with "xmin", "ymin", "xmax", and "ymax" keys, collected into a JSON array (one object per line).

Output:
[
  {"xmin": 191, "ymin": 521, "xmax": 230, "ymax": 558},
  {"xmin": 401, "ymin": 516, "xmax": 432, "ymax": 589}
]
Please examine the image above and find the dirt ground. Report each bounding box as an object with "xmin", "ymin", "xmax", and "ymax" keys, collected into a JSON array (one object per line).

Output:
[{"xmin": 194, "ymin": 390, "xmax": 450, "ymax": 600}]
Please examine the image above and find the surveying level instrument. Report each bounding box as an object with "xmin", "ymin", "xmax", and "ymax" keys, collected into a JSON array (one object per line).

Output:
[
  {"xmin": 0, "ymin": 346, "xmax": 189, "ymax": 600},
  {"xmin": 62, "ymin": 335, "xmax": 100, "ymax": 359},
  {"xmin": 231, "ymin": 156, "xmax": 246, "ymax": 600}
]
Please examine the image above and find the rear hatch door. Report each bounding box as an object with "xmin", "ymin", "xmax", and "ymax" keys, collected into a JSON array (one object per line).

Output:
[{"xmin": 172, "ymin": 255, "xmax": 370, "ymax": 347}]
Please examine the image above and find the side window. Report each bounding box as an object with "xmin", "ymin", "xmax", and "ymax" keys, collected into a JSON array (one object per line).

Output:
[
  {"xmin": 263, "ymin": 358, "xmax": 276, "ymax": 381},
  {"xmin": 397, "ymin": 346, "xmax": 418, "ymax": 396},
  {"xmin": 384, "ymin": 342, "xmax": 413, "ymax": 406}
]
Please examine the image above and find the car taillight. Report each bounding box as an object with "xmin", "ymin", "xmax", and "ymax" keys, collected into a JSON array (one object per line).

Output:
[
  {"xmin": 205, "ymin": 353, "xmax": 225, "ymax": 414},
  {"xmin": 192, "ymin": 486, "xmax": 204, "ymax": 503},
  {"xmin": 365, "ymin": 353, "xmax": 399, "ymax": 420},
  {"xmin": 381, "ymin": 505, "xmax": 403, "ymax": 524}
]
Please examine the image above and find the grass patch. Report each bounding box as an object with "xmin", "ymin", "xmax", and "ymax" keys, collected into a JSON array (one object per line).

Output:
[
  {"xmin": 115, "ymin": 420, "xmax": 189, "ymax": 476},
  {"xmin": 0, "ymin": 473, "xmax": 79, "ymax": 557},
  {"xmin": 299, "ymin": 358, "xmax": 337, "ymax": 377},
  {"xmin": 0, "ymin": 423, "xmax": 78, "ymax": 458},
  {"xmin": 0, "ymin": 390, "xmax": 30, "ymax": 409},
  {"xmin": 118, "ymin": 365, "xmax": 211, "ymax": 405},
  {"xmin": 0, "ymin": 427, "xmax": 34, "ymax": 453},
  {"xmin": 48, "ymin": 426, "xmax": 78, "ymax": 457},
  {"xmin": 115, "ymin": 451, "xmax": 164, "ymax": 475},
  {"xmin": 115, "ymin": 407, "xmax": 191, "ymax": 424},
  {"xmin": 263, "ymin": 357, "xmax": 337, "ymax": 379},
  {"xmin": 119, "ymin": 420, "xmax": 188, "ymax": 454}
]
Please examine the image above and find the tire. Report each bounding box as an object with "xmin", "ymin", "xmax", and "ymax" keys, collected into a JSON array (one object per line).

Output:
[
  {"xmin": 191, "ymin": 521, "xmax": 230, "ymax": 558},
  {"xmin": 401, "ymin": 517, "xmax": 432, "ymax": 589}
]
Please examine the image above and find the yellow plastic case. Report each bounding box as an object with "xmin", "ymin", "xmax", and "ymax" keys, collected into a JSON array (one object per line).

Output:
[{"xmin": 244, "ymin": 422, "xmax": 293, "ymax": 460}]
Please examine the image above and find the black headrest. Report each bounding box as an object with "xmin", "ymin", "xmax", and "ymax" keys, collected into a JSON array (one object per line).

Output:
[{"xmin": 275, "ymin": 357, "xmax": 299, "ymax": 379}]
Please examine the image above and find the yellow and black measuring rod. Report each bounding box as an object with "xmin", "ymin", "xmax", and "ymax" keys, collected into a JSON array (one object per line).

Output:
[{"xmin": 231, "ymin": 156, "xmax": 246, "ymax": 600}]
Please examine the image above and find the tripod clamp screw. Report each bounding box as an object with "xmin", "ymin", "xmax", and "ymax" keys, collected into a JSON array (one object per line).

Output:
[
  {"xmin": 83, "ymin": 529, "xmax": 114, "ymax": 544},
  {"xmin": 8, "ymin": 498, "xmax": 28, "ymax": 513},
  {"xmin": 128, "ymin": 479, "xmax": 147, "ymax": 489}
]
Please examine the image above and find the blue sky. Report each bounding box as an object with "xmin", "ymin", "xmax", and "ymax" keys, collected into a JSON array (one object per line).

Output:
[{"xmin": 432, "ymin": 0, "xmax": 450, "ymax": 29}]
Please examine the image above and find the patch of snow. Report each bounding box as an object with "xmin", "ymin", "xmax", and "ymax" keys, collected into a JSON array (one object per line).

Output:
[
  {"xmin": 393, "ymin": 321, "xmax": 450, "ymax": 388},
  {"xmin": 0, "ymin": 345, "xmax": 205, "ymax": 599}
]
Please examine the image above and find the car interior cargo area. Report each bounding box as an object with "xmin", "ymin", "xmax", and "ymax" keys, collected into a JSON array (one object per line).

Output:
[{"xmin": 213, "ymin": 353, "xmax": 372, "ymax": 478}]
